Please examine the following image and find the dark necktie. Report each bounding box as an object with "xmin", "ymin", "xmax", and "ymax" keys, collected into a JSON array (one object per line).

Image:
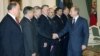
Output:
[
  {"xmin": 16, "ymin": 18, "xmax": 22, "ymax": 32},
  {"xmin": 47, "ymin": 16, "xmax": 51, "ymax": 24},
  {"xmin": 72, "ymin": 19, "xmax": 75, "ymax": 27}
]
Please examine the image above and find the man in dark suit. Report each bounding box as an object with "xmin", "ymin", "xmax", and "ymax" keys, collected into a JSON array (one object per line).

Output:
[
  {"xmin": 62, "ymin": 7, "xmax": 69, "ymax": 26},
  {"xmin": 53, "ymin": 7, "xmax": 64, "ymax": 33},
  {"xmin": 53, "ymin": 6, "xmax": 89, "ymax": 56},
  {"xmin": 20, "ymin": 6, "xmax": 38, "ymax": 56},
  {"xmin": 31, "ymin": 6, "xmax": 42, "ymax": 56},
  {"xmin": 37, "ymin": 5, "xmax": 53, "ymax": 56},
  {"xmin": 0, "ymin": 2, "xmax": 24, "ymax": 56},
  {"xmin": 51, "ymin": 7, "xmax": 63, "ymax": 56},
  {"xmin": 61, "ymin": 7, "xmax": 70, "ymax": 56}
]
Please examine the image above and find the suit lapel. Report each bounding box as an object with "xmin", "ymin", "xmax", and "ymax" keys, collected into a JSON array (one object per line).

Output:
[
  {"xmin": 71, "ymin": 16, "xmax": 81, "ymax": 30},
  {"xmin": 7, "ymin": 14, "xmax": 22, "ymax": 32}
]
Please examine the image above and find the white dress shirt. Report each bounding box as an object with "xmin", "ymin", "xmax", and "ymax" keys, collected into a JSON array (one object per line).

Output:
[
  {"xmin": 8, "ymin": 13, "xmax": 16, "ymax": 21},
  {"xmin": 72, "ymin": 15, "xmax": 79, "ymax": 23},
  {"xmin": 8, "ymin": 13, "xmax": 22, "ymax": 32}
]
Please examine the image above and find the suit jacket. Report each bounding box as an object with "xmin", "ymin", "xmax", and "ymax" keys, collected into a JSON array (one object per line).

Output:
[
  {"xmin": 31, "ymin": 17, "xmax": 39, "ymax": 53},
  {"xmin": 61, "ymin": 14, "xmax": 69, "ymax": 38},
  {"xmin": 37, "ymin": 15, "xmax": 53, "ymax": 40},
  {"xmin": 53, "ymin": 15, "xmax": 64, "ymax": 33},
  {"xmin": 58, "ymin": 16, "xmax": 89, "ymax": 56},
  {"xmin": 61, "ymin": 14, "xmax": 69, "ymax": 26},
  {"xmin": 0, "ymin": 14, "xmax": 24, "ymax": 56},
  {"xmin": 20, "ymin": 17, "xmax": 38, "ymax": 56}
]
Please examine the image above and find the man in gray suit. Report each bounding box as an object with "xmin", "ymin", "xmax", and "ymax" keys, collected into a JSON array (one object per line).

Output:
[{"xmin": 20, "ymin": 6, "xmax": 37, "ymax": 56}]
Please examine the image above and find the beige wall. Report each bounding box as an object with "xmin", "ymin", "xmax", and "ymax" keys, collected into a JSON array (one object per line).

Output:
[
  {"xmin": 22, "ymin": 0, "xmax": 56, "ymax": 9},
  {"xmin": 0, "ymin": 0, "xmax": 8, "ymax": 22},
  {"xmin": 0, "ymin": 0, "xmax": 100, "ymax": 25}
]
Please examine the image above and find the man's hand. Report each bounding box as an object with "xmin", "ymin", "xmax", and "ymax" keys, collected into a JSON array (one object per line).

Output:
[
  {"xmin": 52, "ymin": 33, "xmax": 59, "ymax": 39},
  {"xmin": 43, "ymin": 42, "xmax": 48, "ymax": 48},
  {"xmin": 32, "ymin": 53, "xmax": 36, "ymax": 56},
  {"xmin": 82, "ymin": 45, "xmax": 86, "ymax": 50}
]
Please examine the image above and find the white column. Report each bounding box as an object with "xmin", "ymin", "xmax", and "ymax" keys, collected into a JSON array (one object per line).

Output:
[
  {"xmin": 0, "ymin": 0, "xmax": 8, "ymax": 22},
  {"xmin": 0, "ymin": 0, "xmax": 4, "ymax": 22},
  {"xmin": 97, "ymin": 0, "xmax": 100, "ymax": 26},
  {"xmin": 72, "ymin": 0, "xmax": 89, "ymax": 22}
]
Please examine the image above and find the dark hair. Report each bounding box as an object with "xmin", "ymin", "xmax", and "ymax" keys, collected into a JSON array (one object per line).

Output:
[
  {"xmin": 41, "ymin": 5, "xmax": 49, "ymax": 9},
  {"xmin": 63, "ymin": 6, "xmax": 69, "ymax": 11},
  {"xmin": 7, "ymin": 1, "xmax": 18, "ymax": 10},
  {"xmin": 55, "ymin": 7, "xmax": 62, "ymax": 14},
  {"xmin": 23, "ymin": 6, "xmax": 33, "ymax": 15}
]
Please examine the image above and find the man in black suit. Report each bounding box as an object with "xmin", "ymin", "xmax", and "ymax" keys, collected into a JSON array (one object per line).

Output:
[
  {"xmin": 37, "ymin": 5, "xmax": 53, "ymax": 56},
  {"xmin": 20, "ymin": 6, "xmax": 37, "ymax": 56},
  {"xmin": 0, "ymin": 2, "xmax": 24, "ymax": 56},
  {"xmin": 52, "ymin": 7, "xmax": 63, "ymax": 56},
  {"xmin": 61, "ymin": 7, "xmax": 70, "ymax": 56},
  {"xmin": 62, "ymin": 7, "xmax": 69, "ymax": 26},
  {"xmin": 31, "ymin": 6, "xmax": 42, "ymax": 56},
  {"xmin": 53, "ymin": 7, "xmax": 64, "ymax": 32}
]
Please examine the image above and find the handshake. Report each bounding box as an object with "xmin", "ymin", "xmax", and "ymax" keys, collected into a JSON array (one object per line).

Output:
[{"xmin": 52, "ymin": 33, "xmax": 59, "ymax": 39}]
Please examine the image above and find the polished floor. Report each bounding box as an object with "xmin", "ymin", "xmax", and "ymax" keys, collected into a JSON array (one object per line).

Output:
[
  {"xmin": 83, "ymin": 45, "xmax": 100, "ymax": 56},
  {"xmin": 31, "ymin": 45, "xmax": 100, "ymax": 56}
]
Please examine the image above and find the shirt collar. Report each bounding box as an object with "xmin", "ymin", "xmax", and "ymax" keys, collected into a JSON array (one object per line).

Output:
[
  {"xmin": 43, "ymin": 14, "xmax": 48, "ymax": 17},
  {"xmin": 57, "ymin": 15, "xmax": 61, "ymax": 18},
  {"xmin": 25, "ymin": 16, "xmax": 31, "ymax": 21},
  {"xmin": 8, "ymin": 12, "xmax": 16, "ymax": 21},
  {"xmin": 34, "ymin": 16, "xmax": 38, "ymax": 19},
  {"xmin": 73, "ymin": 15, "xmax": 79, "ymax": 22}
]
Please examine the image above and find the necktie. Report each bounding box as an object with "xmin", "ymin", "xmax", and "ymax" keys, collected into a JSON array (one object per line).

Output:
[
  {"xmin": 16, "ymin": 18, "xmax": 19, "ymax": 24},
  {"xmin": 47, "ymin": 16, "xmax": 51, "ymax": 24},
  {"xmin": 16, "ymin": 18, "xmax": 22, "ymax": 32},
  {"xmin": 72, "ymin": 19, "xmax": 75, "ymax": 24},
  {"xmin": 72, "ymin": 19, "xmax": 75, "ymax": 27}
]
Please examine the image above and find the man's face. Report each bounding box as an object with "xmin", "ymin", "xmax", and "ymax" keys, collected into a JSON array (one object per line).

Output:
[
  {"xmin": 57, "ymin": 9, "xmax": 62, "ymax": 16},
  {"xmin": 48, "ymin": 8, "xmax": 54, "ymax": 17},
  {"xmin": 42, "ymin": 7, "xmax": 49, "ymax": 15},
  {"xmin": 69, "ymin": 7, "xmax": 77, "ymax": 17},
  {"xmin": 36, "ymin": 9, "xmax": 42, "ymax": 18},
  {"xmin": 13, "ymin": 3, "xmax": 20, "ymax": 17},
  {"xmin": 63, "ymin": 8, "xmax": 69, "ymax": 16},
  {"xmin": 28, "ymin": 11, "xmax": 34, "ymax": 19}
]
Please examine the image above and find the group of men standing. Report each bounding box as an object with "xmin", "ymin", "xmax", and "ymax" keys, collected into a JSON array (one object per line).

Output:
[{"xmin": 0, "ymin": 1, "xmax": 89, "ymax": 56}]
